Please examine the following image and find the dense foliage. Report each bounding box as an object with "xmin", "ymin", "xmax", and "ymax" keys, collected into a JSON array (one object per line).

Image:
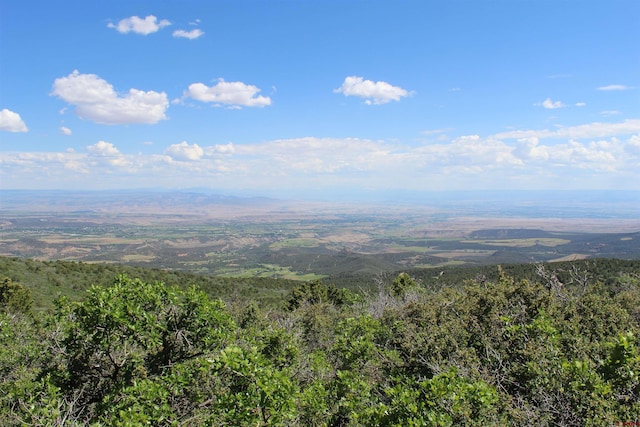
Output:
[
  {"xmin": 0, "ymin": 258, "xmax": 639, "ymax": 425},
  {"xmin": 0, "ymin": 256, "xmax": 304, "ymax": 311}
]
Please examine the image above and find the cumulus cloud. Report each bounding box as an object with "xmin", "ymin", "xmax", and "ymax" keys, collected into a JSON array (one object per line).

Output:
[
  {"xmin": 51, "ymin": 70, "xmax": 169, "ymax": 124},
  {"xmin": 3, "ymin": 130, "xmax": 640, "ymax": 191},
  {"xmin": 108, "ymin": 15, "xmax": 171, "ymax": 35},
  {"xmin": 441, "ymin": 135, "xmax": 521, "ymax": 167},
  {"xmin": 60, "ymin": 126, "xmax": 72, "ymax": 135},
  {"xmin": 87, "ymin": 141, "xmax": 120, "ymax": 156},
  {"xmin": 552, "ymin": 139, "xmax": 617, "ymax": 169},
  {"xmin": 0, "ymin": 109, "xmax": 28, "ymax": 132},
  {"xmin": 537, "ymin": 98, "xmax": 565, "ymax": 109},
  {"xmin": 205, "ymin": 142, "xmax": 235, "ymax": 155},
  {"xmin": 597, "ymin": 84, "xmax": 633, "ymax": 91},
  {"xmin": 86, "ymin": 141, "xmax": 129, "ymax": 167},
  {"xmin": 184, "ymin": 79, "xmax": 271, "ymax": 107},
  {"xmin": 165, "ymin": 141, "xmax": 204, "ymax": 161},
  {"xmin": 334, "ymin": 76, "xmax": 412, "ymax": 105},
  {"xmin": 173, "ymin": 29, "xmax": 204, "ymax": 39},
  {"xmin": 513, "ymin": 137, "xmax": 549, "ymax": 162}
]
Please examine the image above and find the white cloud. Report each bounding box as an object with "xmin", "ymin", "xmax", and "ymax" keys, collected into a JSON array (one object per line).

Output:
[
  {"xmin": 494, "ymin": 119, "xmax": 640, "ymax": 141},
  {"xmin": 0, "ymin": 109, "xmax": 28, "ymax": 132},
  {"xmin": 86, "ymin": 141, "xmax": 129, "ymax": 167},
  {"xmin": 334, "ymin": 76, "xmax": 412, "ymax": 105},
  {"xmin": 232, "ymin": 137, "xmax": 394, "ymax": 174},
  {"xmin": 87, "ymin": 141, "xmax": 120, "ymax": 157},
  {"xmin": 555, "ymin": 140, "xmax": 614, "ymax": 167},
  {"xmin": 441, "ymin": 135, "xmax": 521, "ymax": 167},
  {"xmin": 108, "ymin": 15, "xmax": 171, "ymax": 35},
  {"xmin": 560, "ymin": 120, "xmax": 640, "ymax": 139},
  {"xmin": 165, "ymin": 141, "xmax": 204, "ymax": 161},
  {"xmin": 51, "ymin": 70, "xmax": 169, "ymax": 124},
  {"xmin": 513, "ymin": 137, "xmax": 549, "ymax": 162},
  {"xmin": 600, "ymin": 110, "xmax": 621, "ymax": 116},
  {"xmin": 626, "ymin": 134, "xmax": 640, "ymax": 156},
  {"xmin": 205, "ymin": 142, "xmax": 235, "ymax": 155},
  {"xmin": 553, "ymin": 139, "xmax": 618, "ymax": 169},
  {"xmin": 173, "ymin": 29, "xmax": 204, "ymax": 39},
  {"xmin": 2, "ymin": 131, "xmax": 640, "ymax": 191},
  {"xmin": 575, "ymin": 102, "xmax": 586, "ymax": 107},
  {"xmin": 537, "ymin": 98, "xmax": 565, "ymax": 109},
  {"xmin": 597, "ymin": 84, "xmax": 633, "ymax": 91},
  {"xmin": 60, "ymin": 126, "xmax": 72, "ymax": 135},
  {"xmin": 184, "ymin": 79, "xmax": 271, "ymax": 107}
]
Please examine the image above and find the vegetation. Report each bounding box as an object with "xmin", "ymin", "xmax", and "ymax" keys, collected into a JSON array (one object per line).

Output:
[
  {"xmin": 3, "ymin": 255, "xmax": 639, "ymax": 311},
  {"xmin": 0, "ymin": 256, "xmax": 639, "ymax": 424},
  {"xmin": 3, "ymin": 200, "xmax": 639, "ymax": 278},
  {"xmin": 0, "ymin": 256, "xmax": 304, "ymax": 311}
]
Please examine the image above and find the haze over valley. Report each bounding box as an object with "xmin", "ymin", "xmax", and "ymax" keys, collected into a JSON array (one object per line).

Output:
[{"xmin": 2, "ymin": 190, "xmax": 638, "ymax": 281}]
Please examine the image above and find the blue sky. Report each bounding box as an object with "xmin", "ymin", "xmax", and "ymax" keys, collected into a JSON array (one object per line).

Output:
[{"xmin": 1, "ymin": 0, "xmax": 639, "ymax": 199}]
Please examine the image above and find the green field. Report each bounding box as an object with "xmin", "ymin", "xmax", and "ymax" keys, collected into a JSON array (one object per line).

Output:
[
  {"xmin": 1, "ymin": 204, "xmax": 638, "ymax": 279},
  {"xmin": 463, "ymin": 238, "xmax": 571, "ymax": 247}
]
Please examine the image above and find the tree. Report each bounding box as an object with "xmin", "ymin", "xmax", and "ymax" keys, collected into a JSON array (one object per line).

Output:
[
  {"xmin": 390, "ymin": 272, "xmax": 418, "ymax": 298},
  {"xmin": 286, "ymin": 280, "xmax": 356, "ymax": 311},
  {"xmin": 0, "ymin": 277, "xmax": 32, "ymax": 314},
  {"xmin": 48, "ymin": 275, "xmax": 236, "ymax": 421}
]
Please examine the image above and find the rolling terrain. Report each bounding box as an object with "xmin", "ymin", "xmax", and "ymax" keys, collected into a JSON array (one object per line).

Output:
[{"xmin": 1, "ymin": 190, "xmax": 639, "ymax": 280}]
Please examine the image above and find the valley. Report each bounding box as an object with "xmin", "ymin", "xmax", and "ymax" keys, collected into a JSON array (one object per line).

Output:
[{"xmin": 1, "ymin": 190, "xmax": 638, "ymax": 280}]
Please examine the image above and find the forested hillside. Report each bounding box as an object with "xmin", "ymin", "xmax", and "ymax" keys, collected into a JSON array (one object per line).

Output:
[
  {"xmin": 2, "ymin": 256, "xmax": 639, "ymax": 310},
  {"xmin": 0, "ymin": 256, "xmax": 304, "ymax": 311},
  {"xmin": 1, "ymin": 257, "xmax": 639, "ymax": 425}
]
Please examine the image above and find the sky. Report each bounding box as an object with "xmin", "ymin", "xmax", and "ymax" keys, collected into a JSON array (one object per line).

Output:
[{"xmin": 1, "ymin": 0, "xmax": 639, "ymax": 200}]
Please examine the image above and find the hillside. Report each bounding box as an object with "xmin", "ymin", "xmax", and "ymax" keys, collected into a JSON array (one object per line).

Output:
[
  {"xmin": 0, "ymin": 256, "xmax": 303, "ymax": 311},
  {"xmin": 1, "ymin": 256, "xmax": 639, "ymax": 425},
  {"xmin": 2, "ymin": 255, "xmax": 640, "ymax": 311}
]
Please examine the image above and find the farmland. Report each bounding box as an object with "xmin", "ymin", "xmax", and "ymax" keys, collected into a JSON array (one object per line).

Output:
[{"xmin": 1, "ymin": 190, "xmax": 638, "ymax": 280}]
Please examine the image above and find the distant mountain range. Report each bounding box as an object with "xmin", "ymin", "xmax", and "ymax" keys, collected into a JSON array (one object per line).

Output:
[
  {"xmin": 0, "ymin": 190, "xmax": 280, "ymax": 213},
  {"xmin": 2, "ymin": 189, "xmax": 638, "ymax": 219}
]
